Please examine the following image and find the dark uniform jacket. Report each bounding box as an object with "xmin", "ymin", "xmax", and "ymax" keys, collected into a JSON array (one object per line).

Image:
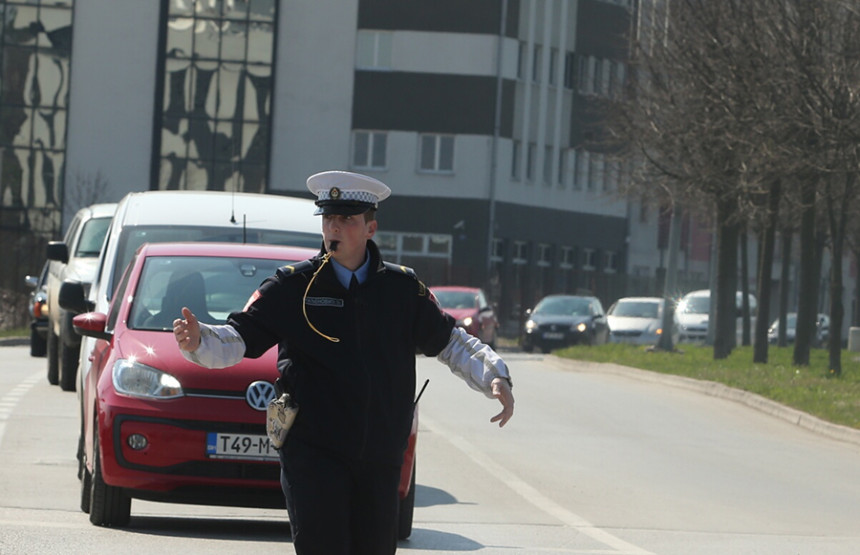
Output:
[{"xmin": 227, "ymin": 240, "xmax": 455, "ymax": 465}]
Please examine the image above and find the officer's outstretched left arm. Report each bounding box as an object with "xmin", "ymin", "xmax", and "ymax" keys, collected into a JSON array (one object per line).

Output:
[{"xmin": 436, "ymin": 327, "xmax": 514, "ymax": 427}]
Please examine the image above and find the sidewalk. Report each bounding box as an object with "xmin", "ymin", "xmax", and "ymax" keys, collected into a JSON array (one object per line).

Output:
[{"xmin": 546, "ymin": 355, "xmax": 860, "ymax": 449}]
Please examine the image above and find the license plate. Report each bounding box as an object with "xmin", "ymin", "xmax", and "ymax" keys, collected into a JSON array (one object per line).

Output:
[
  {"xmin": 206, "ymin": 432, "xmax": 279, "ymax": 461},
  {"xmin": 542, "ymin": 332, "xmax": 564, "ymax": 340}
]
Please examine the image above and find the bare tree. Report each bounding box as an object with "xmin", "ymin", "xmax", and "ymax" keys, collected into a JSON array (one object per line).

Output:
[{"xmin": 63, "ymin": 169, "xmax": 109, "ymax": 229}]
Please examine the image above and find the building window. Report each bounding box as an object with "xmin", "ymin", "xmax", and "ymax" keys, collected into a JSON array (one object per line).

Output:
[
  {"xmin": 575, "ymin": 149, "xmax": 589, "ymax": 190},
  {"xmin": 560, "ymin": 246, "xmax": 575, "ymax": 269},
  {"xmin": 532, "ymin": 45, "xmax": 542, "ymax": 82},
  {"xmin": 582, "ymin": 248, "xmax": 596, "ymax": 270},
  {"xmin": 356, "ymin": 30, "xmax": 392, "ymax": 69},
  {"xmin": 565, "ymin": 148, "xmax": 576, "ymax": 189},
  {"xmin": 513, "ymin": 241, "xmax": 528, "ymax": 264},
  {"xmin": 156, "ymin": 0, "xmax": 278, "ymax": 192},
  {"xmin": 549, "ymin": 48, "xmax": 558, "ymax": 85},
  {"xmin": 512, "ymin": 140, "xmax": 521, "ymax": 179},
  {"xmin": 577, "ymin": 55, "xmax": 592, "ymax": 95},
  {"xmin": 352, "ymin": 130, "xmax": 387, "ymax": 169},
  {"xmin": 0, "ymin": 0, "xmax": 75, "ymax": 233},
  {"xmin": 604, "ymin": 250, "xmax": 617, "ymax": 273},
  {"xmin": 491, "ymin": 238, "xmax": 505, "ymax": 262},
  {"xmin": 537, "ymin": 243, "xmax": 552, "ymax": 267},
  {"xmin": 526, "ymin": 143, "xmax": 536, "ymax": 182},
  {"xmin": 594, "ymin": 58, "xmax": 605, "ymax": 95},
  {"xmin": 419, "ymin": 134, "xmax": 454, "ymax": 173},
  {"xmin": 517, "ymin": 41, "xmax": 527, "ymax": 79},
  {"xmin": 606, "ymin": 159, "xmax": 619, "ymax": 192},
  {"xmin": 377, "ymin": 231, "xmax": 452, "ymax": 258},
  {"xmin": 543, "ymin": 146, "xmax": 553, "ymax": 185},
  {"xmin": 589, "ymin": 153, "xmax": 604, "ymax": 191},
  {"xmin": 563, "ymin": 52, "xmax": 575, "ymax": 89},
  {"xmin": 557, "ymin": 149, "xmax": 566, "ymax": 186}
]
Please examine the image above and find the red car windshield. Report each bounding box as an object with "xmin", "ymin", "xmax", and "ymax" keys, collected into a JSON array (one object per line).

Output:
[{"xmin": 130, "ymin": 255, "xmax": 292, "ymax": 330}]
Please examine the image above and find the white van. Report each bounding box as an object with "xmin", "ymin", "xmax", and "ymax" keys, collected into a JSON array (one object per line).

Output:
[
  {"xmin": 676, "ymin": 288, "xmax": 757, "ymax": 343},
  {"xmin": 60, "ymin": 190, "xmax": 321, "ymax": 398}
]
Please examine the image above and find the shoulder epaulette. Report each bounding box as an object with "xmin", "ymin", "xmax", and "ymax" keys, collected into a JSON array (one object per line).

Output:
[
  {"xmin": 278, "ymin": 259, "xmax": 317, "ymax": 276},
  {"xmin": 383, "ymin": 261, "xmax": 417, "ymax": 279}
]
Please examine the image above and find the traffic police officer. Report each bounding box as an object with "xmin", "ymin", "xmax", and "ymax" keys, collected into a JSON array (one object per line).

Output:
[{"xmin": 173, "ymin": 170, "xmax": 514, "ymax": 554}]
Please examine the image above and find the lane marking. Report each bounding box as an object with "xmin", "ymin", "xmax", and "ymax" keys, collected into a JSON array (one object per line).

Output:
[
  {"xmin": 0, "ymin": 372, "xmax": 42, "ymax": 451},
  {"xmin": 420, "ymin": 413, "xmax": 653, "ymax": 555}
]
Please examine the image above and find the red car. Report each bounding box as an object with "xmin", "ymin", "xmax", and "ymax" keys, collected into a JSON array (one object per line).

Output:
[
  {"xmin": 73, "ymin": 242, "xmax": 419, "ymax": 539},
  {"xmin": 430, "ymin": 286, "xmax": 499, "ymax": 348}
]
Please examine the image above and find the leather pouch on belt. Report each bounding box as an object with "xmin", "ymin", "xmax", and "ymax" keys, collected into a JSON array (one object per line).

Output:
[{"xmin": 266, "ymin": 393, "xmax": 298, "ymax": 449}]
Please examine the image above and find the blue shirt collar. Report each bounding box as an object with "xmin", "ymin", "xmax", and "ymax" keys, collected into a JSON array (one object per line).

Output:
[{"xmin": 330, "ymin": 251, "xmax": 370, "ymax": 289}]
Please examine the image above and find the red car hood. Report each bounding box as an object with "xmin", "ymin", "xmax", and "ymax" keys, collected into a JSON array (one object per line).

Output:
[{"xmin": 112, "ymin": 329, "xmax": 279, "ymax": 390}]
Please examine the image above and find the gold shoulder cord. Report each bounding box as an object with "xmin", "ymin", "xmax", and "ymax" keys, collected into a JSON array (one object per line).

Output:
[{"xmin": 302, "ymin": 252, "xmax": 340, "ymax": 343}]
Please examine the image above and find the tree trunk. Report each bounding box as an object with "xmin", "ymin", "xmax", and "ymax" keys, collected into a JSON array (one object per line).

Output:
[
  {"xmin": 714, "ymin": 197, "xmax": 740, "ymax": 359},
  {"xmin": 740, "ymin": 230, "xmax": 751, "ymax": 346},
  {"xmin": 794, "ymin": 181, "xmax": 817, "ymax": 366},
  {"xmin": 657, "ymin": 205, "xmax": 682, "ymax": 351},
  {"xmin": 754, "ymin": 180, "xmax": 780, "ymax": 363},
  {"xmin": 826, "ymin": 172, "xmax": 853, "ymax": 376},
  {"xmin": 778, "ymin": 228, "xmax": 792, "ymax": 347}
]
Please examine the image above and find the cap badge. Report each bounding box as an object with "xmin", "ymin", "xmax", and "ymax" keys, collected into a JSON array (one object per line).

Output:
[{"xmin": 329, "ymin": 187, "xmax": 341, "ymax": 200}]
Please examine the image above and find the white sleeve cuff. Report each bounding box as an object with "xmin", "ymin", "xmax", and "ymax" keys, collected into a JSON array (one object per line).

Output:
[
  {"xmin": 436, "ymin": 327, "xmax": 511, "ymax": 399},
  {"xmin": 180, "ymin": 324, "xmax": 246, "ymax": 369}
]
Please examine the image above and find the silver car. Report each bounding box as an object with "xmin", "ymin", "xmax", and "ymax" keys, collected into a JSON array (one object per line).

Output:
[{"xmin": 607, "ymin": 297, "xmax": 678, "ymax": 346}]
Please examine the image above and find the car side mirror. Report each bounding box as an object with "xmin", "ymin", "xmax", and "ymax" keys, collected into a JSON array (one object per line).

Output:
[
  {"xmin": 72, "ymin": 312, "xmax": 111, "ymax": 341},
  {"xmin": 46, "ymin": 241, "xmax": 69, "ymax": 264},
  {"xmin": 59, "ymin": 280, "xmax": 93, "ymax": 314}
]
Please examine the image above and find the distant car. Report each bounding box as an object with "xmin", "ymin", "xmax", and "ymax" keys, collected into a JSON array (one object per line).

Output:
[
  {"xmin": 71, "ymin": 241, "xmax": 419, "ymax": 537},
  {"xmin": 45, "ymin": 203, "xmax": 116, "ymax": 390},
  {"xmin": 768, "ymin": 312, "xmax": 830, "ymax": 347},
  {"xmin": 607, "ymin": 296, "xmax": 678, "ymax": 346},
  {"xmin": 24, "ymin": 262, "xmax": 50, "ymax": 357},
  {"xmin": 676, "ymin": 289, "xmax": 757, "ymax": 342},
  {"xmin": 431, "ymin": 285, "xmax": 499, "ymax": 348},
  {"xmin": 520, "ymin": 294, "xmax": 609, "ymax": 353}
]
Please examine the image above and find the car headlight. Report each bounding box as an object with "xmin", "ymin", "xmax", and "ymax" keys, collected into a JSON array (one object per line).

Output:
[
  {"xmin": 112, "ymin": 358, "xmax": 183, "ymax": 399},
  {"xmin": 461, "ymin": 317, "xmax": 473, "ymax": 328},
  {"xmin": 525, "ymin": 319, "xmax": 537, "ymax": 331},
  {"xmin": 574, "ymin": 322, "xmax": 587, "ymax": 333}
]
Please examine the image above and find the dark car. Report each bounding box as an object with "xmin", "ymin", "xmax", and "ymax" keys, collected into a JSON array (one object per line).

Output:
[
  {"xmin": 431, "ymin": 285, "xmax": 499, "ymax": 348},
  {"xmin": 24, "ymin": 262, "xmax": 50, "ymax": 357},
  {"xmin": 71, "ymin": 241, "xmax": 419, "ymax": 538},
  {"xmin": 520, "ymin": 294, "xmax": 609, "ymax": 352}
]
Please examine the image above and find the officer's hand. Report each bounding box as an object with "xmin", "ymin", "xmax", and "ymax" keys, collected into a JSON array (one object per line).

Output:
[
  {"xmin": 490, "ymin": 377, "xmax": 514, "ymax": 427},
  {"xmin": 173, "ymin": 307, "xmax": 201, "ymax": 352}
]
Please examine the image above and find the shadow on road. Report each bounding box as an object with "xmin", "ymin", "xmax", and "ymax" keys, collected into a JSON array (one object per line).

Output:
[
  {"xmin": 123, "ymin": 515, "xmax": 290, "ymax": 543},
  {"xmin": 399, "ymin": 527, "xmax": 483, "ymax": 551}
]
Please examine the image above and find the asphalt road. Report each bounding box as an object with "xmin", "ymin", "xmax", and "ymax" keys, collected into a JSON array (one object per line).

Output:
[{"xmin": 2, "ymin": 343, "xmax": 860, "ymax": 554}]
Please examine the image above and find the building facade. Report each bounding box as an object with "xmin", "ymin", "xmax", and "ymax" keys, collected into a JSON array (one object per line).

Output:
[{"xmin": 11, "ymin": 0, "xmax": 810, "ymax": 334}]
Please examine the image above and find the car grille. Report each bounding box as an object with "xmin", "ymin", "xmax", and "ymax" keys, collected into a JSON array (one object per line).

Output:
[{"xmin": 611, "ymin": 330, "xmax": 642, "ymax": 337}]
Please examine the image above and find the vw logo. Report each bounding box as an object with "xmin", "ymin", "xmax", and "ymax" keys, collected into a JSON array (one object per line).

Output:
[{"xmin": 246, "ymin": 380, "xmax": 276, "ymax": 411}]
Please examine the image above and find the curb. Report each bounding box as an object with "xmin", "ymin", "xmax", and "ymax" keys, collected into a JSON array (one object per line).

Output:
[
  {"xmin": 0, "ymin": 336, "xmax": 29, "ymax": 347},
  {"xmin": 547, "ymin": 356, "xmax": 860, "ymax": 449}
]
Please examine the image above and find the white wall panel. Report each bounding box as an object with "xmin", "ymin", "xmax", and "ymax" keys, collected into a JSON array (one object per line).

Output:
[{"xmin": 64, "ymin": 0, "xmax": 160, "ymax": 219}]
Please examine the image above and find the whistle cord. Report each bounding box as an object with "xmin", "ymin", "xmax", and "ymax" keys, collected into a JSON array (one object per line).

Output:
[{"xmin": 302, "ymin": 252, "xmax": 341, "ymax": 343}]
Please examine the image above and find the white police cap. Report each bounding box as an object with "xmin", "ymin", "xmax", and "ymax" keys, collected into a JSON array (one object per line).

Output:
[{"xmin": 307, "ymin": 170, "xmax": 391, "ymax": 216}]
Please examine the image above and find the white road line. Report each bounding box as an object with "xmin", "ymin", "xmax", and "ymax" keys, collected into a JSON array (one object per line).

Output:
[
  {"xmin": 0, "ymin": 372, "xmax": 42, "ymax": 450},
  {"xmin": 420, "ymin": 413, "xmax": 653, "ymax": 555}
]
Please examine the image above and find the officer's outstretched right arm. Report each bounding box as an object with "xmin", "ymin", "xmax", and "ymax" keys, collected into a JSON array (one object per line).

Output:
[{"xmin": 174, "ymin": 307, "xmax": 246, "ymax": 369}]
